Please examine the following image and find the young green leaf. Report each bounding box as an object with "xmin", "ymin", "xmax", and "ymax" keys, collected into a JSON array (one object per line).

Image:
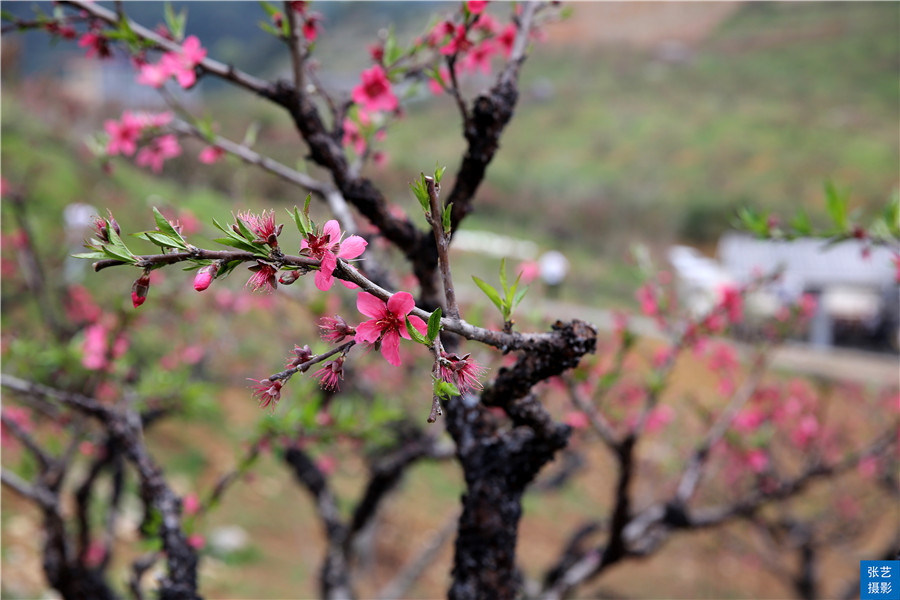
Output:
[
  {"xmin": 291, "ymin": 204, "xmax": 309, "ymax": 236},
  {"xmin": 499, "ymin": 258, "xmax": 508, "ymax": 294},
  {"xmin": 433, "ymin": 377, "xmax": 460, "ymax": 400},
  {"xmin": 434, "ymin": 164, "xmax": 446, "ymax": 185},
  {"xmin": 824, "ymin": 181, "xmax": 848, "ymax": 231},
  {"xmin": 405, "ymin": 316, "xmax": 429, "ymax": 346},
  {"xmin": 442, "ymin": 202, "xmax": 453, "ymax": 234},
  {"xmin": 472, "ymin": 276, "xmax": 503, "ymax": 312},
  {"xmin": 427, "ymin": 307, "xmax": 442, "ymax": 343},
  {"xmin": 152, "ymin": 207, "xmax": 188, "ymax": 245}
]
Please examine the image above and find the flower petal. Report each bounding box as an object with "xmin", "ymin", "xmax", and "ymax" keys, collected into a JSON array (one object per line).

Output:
[
  {"xmin": 355, "ymin": 320, "xmax": 382, "ymax": 344},
  {"xmin": 323, "ymin": 220, "xmax": 341, "ymax": 245},
  {"xmin": 409, "ymin": 315, "xmax": 428, "ymax": 336},
  {"xmin": 380, "ymin": 330, "xmax": 401, "ymax": 366},
  {"xmin": 386, "ymin": 291, "xmax": 415, "ymax": 317},
  {"xmin": 338, "ymin": 235, "xmax": 367, "ymax": 259},
  {"xmin": 315, "ymin": 268, "xmax": 333, "ymax": 291},
  {"xmin": 357, "ymin": 292, "xmax": 386, "ymax": 319},
  {"xmin": 340, "ymin": 279, "xmax": 359, "ymax": 289}
]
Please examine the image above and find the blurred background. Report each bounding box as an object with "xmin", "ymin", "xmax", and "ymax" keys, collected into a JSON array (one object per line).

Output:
[{"xmin": 2, "ymin": 2, "xmax": 898, "ymax": 598}]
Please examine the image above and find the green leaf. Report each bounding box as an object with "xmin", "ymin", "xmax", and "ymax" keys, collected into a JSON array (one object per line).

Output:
[
  {"xmin": 427, "ymin": 307, "xmax": 442, "ymax": 343},
  {"xmin": 1, "ymin": 10, "xmax": 18, "ymax": 22},
  {"xmin": 291, "ymin": 203, "xmax": 309, "ymax": 236},
  {"xmin": 106, "ymin": 226, "xmax": 135, "ymax": 260},
  {"xmin": 164, "ymin": 2, "xmax": 187, "ymax": 41},
  {"xmin": 433, "ymin": 378, "xmax": 460, "ymax": 400},
  {"xmin": 434, "ymin": 164, "xmax": 446, "ymax": 185},
  {"xmin": 824, "ymin": 180, "xmax": 848, "ymax": 231},
  {"xmin": 101, "ymin": 245, "xmax": 136, "ymax": 263},
  {"xmin": 242, "ymin": 121, "xmax": 260, "ymax": 147},
  {"xmin": 383, "ymin": 26, "xmax": 402, "ymax": 65},
  {"xmin": 442, "ymin": 202, "xmax": 452, "ymax": 234},
  {"xmin": 259, "ymin": 21, "xmax": 279, "ymax": 37},
  {"xmin": 233, "ymin": 213, "xmax": 258, "ymax": 242},
  {"xmin": 213, "ymin": 237, "xmax": 261, "ymax": 253},
  {"xmin": 152, "ymin": 207, "xmax": 187, "ymax": 246},
  {"xmin": 499, "ymin": 258, "xmax": 508, "ymax": 294},
  {"xmin": 511, "ymin": 286, "xmax": 529, "ymax": 311},
  {"xmin": 72, "ymin": 251, "xmax": 108, "ymax": 260},
  {"xmin": 472, "ymin": 276, "xmax": 503, "ymax": 313},
  {"xmin": 405, "ymin": 316, "xmax": 428, "ymax": 346},
  {"xmin": 410, "ymin": 177, "xmax": 429, "ymax": 214},
  {"xmin": 134, "ymin": 231, "xmax": 185, "ymax": 250}
]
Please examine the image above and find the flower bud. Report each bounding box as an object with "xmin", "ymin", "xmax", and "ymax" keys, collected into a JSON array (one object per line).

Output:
[
  {"xmin": 131, "ymin": 272, "xmax": 151, "ymax": 308},
  {"xmin": 279, "ymin": 270, "xmax": 300, "ymax": 285},
  {"xmin": 194, "ymin": 263, "xmax": 218, "ymax": 292}
]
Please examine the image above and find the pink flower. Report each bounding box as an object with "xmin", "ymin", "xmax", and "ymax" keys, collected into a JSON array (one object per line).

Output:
[
  {"xmin": 183, "ymin": 493, "xmax": 201, "ymax": 516},
  {"xmin": 83, "ymin": 542, "xmax": 107, "ymax": 568},
  {"xmin": 798, "ymin": 293, "xmax": 817, "ymax": 320},
  {"xmin": 302, "ymin": 13, "xmax": 323, "ymax": 41},
  {"xmin": 245, "ymin": 261, "xmax": 277, "ymax": 293},
  {"xmin": 135, "ymin": 134, "xmax": 181, "ymax": 173},
  {"xmin": 301, "ymin": 219, "xmax": 367, "ymax": 291},
  {"xmin": 427, "ymin": 20, "xmax": 457, "ymax": 47},
  {"xmin": 372, "ymin": 151, "xmax": 389, "ymax": 168},
  {"xmin": 198, "ymin": 146, "xmax": 225, "ymax": 164},
  {"xmin": 313, "ymin": 356, "xmax": 344, "ymax": 391},
  {"xmin": 78, "ymin": 32, "xmax": 111, "ymax": 59},
  {"xmin": 250, "ymin": 378, "xmax": 283, "ymax": 411},
  {"xmin": 354, "ymin": 292, "xmax": 426, "ymax": 366},
  {"xmin": 351, "ymin": 65, "xmax": 399, "ymax": 113},
  {"xmin": 645, "ymin": 405, "xmax": 674, "ymax": 433},
  {"xmin": 439, "ymin": 351, "xmax": 488, "ymax": 395},
  {"xmin": 235, "ymin": 210, "xmax": 282, "ymax": 247},
  {"xmin": 635, "ymin": 283, "xmax": 657, "ymax": 317},
  {"xmin": 342, "ymin": 118, "xmax": 367, "ymax": 154},
  {"xmin": 745, "ymin": 449, "xmax": 769, "ymax": 473},
  {"xmin": 733, "ymin": 408, "xmax": 766, "ymax": 433},
  {"xmin": 104, "ymin": 112, "xmax": 144, "ymax": 156},
  {"xmin": 187, "ymin": 534, "xmax": 206, "ymax": 550},
  {"xmin": 316, "ymin": 454, "xmax": 337, "ymax": 476},
  {"xmin": 319, "ymin": 315, "xmax": 356, "ymax": 343},
  {"xmin": 82, "ymin": 323, "xmax": 109, "ymax": 370},
  {"xmin": 707, "ymin": 342, "xmax": 738, "ymax": 374},
  {"xmin": 461, "ymin": 40, "xmax": 496, "ymax": 74},
  {"xmin": 161, "ymin": 35, "xmax": 206, "ymax": 88},
  {"xmin": 563, "ymin": 411, "xmax": 590, "ymax": 430},
  {"xmin": 467, "ymin": 0, "xmax": 488, "ymax": 15},
  {"xmin": 497, "ymin": 23, "xmax": 517, "ymax": 57},
  {"xmin": 429, "ymin": 66, "xmax": 451, "ymax": 95},
  {"xmin": 717, "ymin": 284, "xmax": 744, "ymax": 324},
  {"xmin": 136, "ymin": 61, "xmax": 172, "ymax": 88},
  {"xmin": 790, "ymin": 415, "xmax": 820, "ymax": 449},
  {"xmin": 193, "ymin": 264, "xmax": 218, "ymax": 292},
  {"xmin": 440, "ymin": 24, "xmax": 473, "ymax": 56},
  {"xmin": 473, "ymin": 13, "xmax": 499, "ymax": 34}
]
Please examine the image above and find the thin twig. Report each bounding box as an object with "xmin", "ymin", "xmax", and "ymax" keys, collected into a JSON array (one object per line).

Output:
[
  {"xmin": 425, "ymin": 175, "xmax": 459, "ymax": 319},
  {"xmin": 267, "ymin": 341, "xmax": 355, "ymax": 383}
]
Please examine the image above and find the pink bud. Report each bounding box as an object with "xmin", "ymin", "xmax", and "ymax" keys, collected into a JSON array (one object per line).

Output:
[
  {"xmin": 279, "ymin": 271, "xmax": 299, "ymax": 285},
  {"xmin": 132, "ymin": 272, "xmax": 151, "ymax": 308},
  {"xmin": 193, "ymin": 264, "xmax": 217, "ymax": 292}
]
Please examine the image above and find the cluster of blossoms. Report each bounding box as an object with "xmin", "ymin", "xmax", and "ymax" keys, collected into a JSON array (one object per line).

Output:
[
  {"xmin": 103, "ymin": 111, "xmax": 182, "ymax": 173},
  {"xmin": 136, "ymin": 35, "xmax": 207, "ymax": 89}
]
